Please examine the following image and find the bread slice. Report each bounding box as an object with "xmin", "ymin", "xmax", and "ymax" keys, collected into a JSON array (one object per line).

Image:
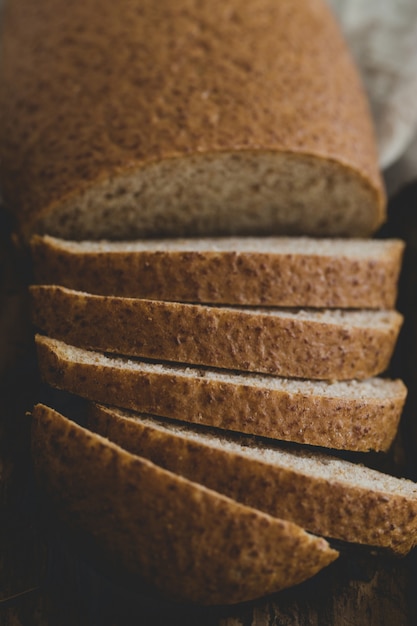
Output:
[
  {"xmin": 89, "ymin": 404, "xmax": 417, "ymax": 555},
  {"xmin": 31, "ymin": 403, "xmax": 338, "ymax": 605},
  {"xmin": 30, "ymin": 235, "xmax": 404, "ymax": 308},
  {"xmin": 30, "ymin": 286, "xmax": 403, "ymax": 380},
  {"xmin": 0, "ymin": 0, "xmax": 384, "ymax": 241},
  {"xmin": 35, "ymin": 335, "xmax": 407, "ymax": 452}
]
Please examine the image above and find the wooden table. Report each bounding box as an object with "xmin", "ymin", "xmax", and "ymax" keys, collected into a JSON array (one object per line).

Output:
[{"xmin": 2, "ymin": 190, "xmax": 417, "ymax": 625}]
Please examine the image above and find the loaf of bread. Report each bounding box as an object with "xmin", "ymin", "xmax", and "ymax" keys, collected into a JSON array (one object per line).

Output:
[
  {"xmin": 0, "ymin": 0, "xmax": 384, "ymax": 240},
  {"xmin": 35, "ymin": 335, "xmax": 407, "ymax": 451},
  {"xmin": 30, "ymin": 235, "xmax": 404, "ymax": 308},
  {"xmin": 1, "ymin": 0, "xmax": 411, "ymax": 607},
  {"xmin": 30, "ymin": 285, "xmax": 403, "ymax": 379},
  {"xmin": 89, "ymin": 404, "xmax": 417, "ymax": 555},
  {"xmin": 31, "ymin": 403, "xmax": 338, "ymax": 604}
]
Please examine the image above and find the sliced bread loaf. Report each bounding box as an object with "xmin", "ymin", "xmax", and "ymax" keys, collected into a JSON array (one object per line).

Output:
[
  {"xmin": 0, "ymin": 0, "xmax": 384, "ymax": 240},
  {"xmin": 35, "ymin": 335, "xmax": 407, "ymax": 452},
  {"xmin": 31, "ymin": 403, "xmax": 338, "ymax": 605},
  {"xmin": 30, "ymin": 235, "xmax": 404, "ymax": 308},
  {"xmin": 89, "ymin": 404, "xmax": 417, "ymax": 555},
  {"xmin": 30, "ymin": 286, "xmax": 403, "ymax": 380}
]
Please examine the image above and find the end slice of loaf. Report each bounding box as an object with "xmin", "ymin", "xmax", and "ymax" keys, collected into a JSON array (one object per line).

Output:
[
  {"xmin": 89, "ymin": 404, "xmax": 417, "ymax": 555},
  {"xmin": 35, "ymin": 335, "xmax": 407, "ymax": 452},
  {"xmin": 30, "ymin": 286, "xmax": 403, "ymax": 380},
  {"xmin": 30, "ymin": 235, "xmax": 405, "ymax": 308},
  {"xmin": 31, "ymin": 403, "xmax": 338, "ymax": 605}
]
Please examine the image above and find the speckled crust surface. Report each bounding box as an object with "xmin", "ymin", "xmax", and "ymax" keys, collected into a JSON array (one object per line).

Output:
[
  {"xmin": 30, "ymin": 286, "xmax": 403, "ymax": 380},
  {"xmin": 30, "ymin": 236, "xmax": 404, "ymax": 308},
  {"xmin": 0, "ymin": 0, "xmax": 384, "ymax": 239},
  {"xmin": 89, "ymin": 405, "xmax": 417, "ymax": 555},
  {"xmin": 31, "ymin": 404, "xmax": 338, "ymax": 605},
  {"xmin": 35, "ymin": 336, "xmax": 407, "ymax": 452}
]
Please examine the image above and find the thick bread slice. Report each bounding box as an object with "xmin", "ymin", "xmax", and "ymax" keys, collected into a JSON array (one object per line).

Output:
[
  {"xmin": 0, "ymin": 0, "xmax": 384, "ymax": 240},
  {"xmin": 30, "ymin": 236, "xmax": 405, "ymax": 308},
  {"xmin": 30, "ymin": 286, "xmax": 403, "ymax": 380},
  {"xmin": 35, "ymin": 336, "xmax": 407, "ymax": 452},
  {"xmin": 31, "ymin": 404, "xmax": 338, "ymax": 605},
  {"xmin": 89, "ymin": 405, "xmax": 417, "ymax": 555}
]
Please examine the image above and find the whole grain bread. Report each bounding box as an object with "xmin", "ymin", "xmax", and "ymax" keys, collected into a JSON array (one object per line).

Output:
[
  {"xmin": 89, "ymin": 404, "xmax": 417, "ymax": 555},
  {"xmin": 35, "ymin": 335, "xmax": 407, "ymax": 452},
  {"xmin": 30, "ymin": 285, "xmax": 403, "ymax": 379},
  {"xmin": 31, "ymin": 403, "xmax": 338, "ymax": 604},
  {"xmin": 0, "ymin": 0, "xmax": 384, "ymax": 240},
  {"xmin": 30, "ymin": 235, "xmax": 404, "ymax": 308}
]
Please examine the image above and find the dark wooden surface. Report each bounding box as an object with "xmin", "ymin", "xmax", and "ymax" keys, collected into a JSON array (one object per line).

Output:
[{"xmin": 2, "ymin": 191, "xmax": 417, "ymax": 625}]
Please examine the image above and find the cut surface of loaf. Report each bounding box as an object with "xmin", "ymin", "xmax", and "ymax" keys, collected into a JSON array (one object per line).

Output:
[
  {"xmin": 31, "ymin": 403, "xmax": 338, "ymax": 605},
  {"xmin": 89, "ymin": 404, "xmax": 417, "ymax": 555},
  {"xmin": 35, "ymin": 335, "xmax": 407, "ymax": 451},
  {"xmin": 30, "ymin": 235, "xmax": 404, "ymax": 308},
  {"xmin": 30, "ymin": 286, "xmax": 403, "ymax": 379},
  {"xmin": 0, "ymin": 0, "xmax": 384, "ymax": 240}
]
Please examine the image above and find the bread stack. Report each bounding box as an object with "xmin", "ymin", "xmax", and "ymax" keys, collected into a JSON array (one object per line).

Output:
[
  {"xmin": 28, "ymin": 233, "xmax": 417, "ymax": 606},
  {"xmin": 1, "ymin": 0, "xmax": 417, "ymax": 607},
  {"xmin": 30, "ymin": 236, "xmax": 407, "ymax": 453}
]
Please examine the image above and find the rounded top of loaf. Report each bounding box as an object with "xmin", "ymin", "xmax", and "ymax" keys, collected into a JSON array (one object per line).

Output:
[{"xmin": 0, "ymin": 0, "xmax": 385, "ymax": 239}]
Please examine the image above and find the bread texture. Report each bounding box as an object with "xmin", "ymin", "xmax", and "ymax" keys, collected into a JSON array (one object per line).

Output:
[
  {"xmin": 30, "ymin": 236, "xmax": 404, "ymax": 308},
  {"xmin": 89, "ymin": 404, "xmax": 417, "ymax": 555},
  {"xmin": 30, "ymin": 285, "xmax": 403, "ymax": 379},
  {"xmin": 31, "ymin": 403, "xmax": 338, "ymax": 604},
  {"xmin": 35, "ymin": 335, "xmax": 407, "ymax": 451},
  {"xmin": 0, "ymin": 0, "xmax": 384, "ymax": 240}
]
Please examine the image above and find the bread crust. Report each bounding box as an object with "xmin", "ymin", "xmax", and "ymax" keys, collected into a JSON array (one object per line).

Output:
[
  {"xmin": 30, "ymin": 285, "xmax": 403, "ymax": 379},
  {"xmin": 0, "ymin": 0, "xmax": 384, "ymax": 239},
  {"xmin": 31, "ymin": 403, "xmax": 338, "ymax": 604},
  {"xmin": 31, "ymin": 236, "xmax": 404, "ymax": 308},
  {"xmin": 89, "ymin": 404, "xmax": 417, "ymax": 555},
  {"xmin": 35, "ymin": 335, "xmax": 407, "ymax": 452}
]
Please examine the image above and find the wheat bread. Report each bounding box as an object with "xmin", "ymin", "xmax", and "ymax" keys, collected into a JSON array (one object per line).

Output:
[
  {"xmin": 35, "ymin": 335, "xmax": 407, "ymax": 452},
  {"xmin": 30, "ymin": 285, "xmax": 403, "ymax": 379},
  {"xmin": 89, "ymin": 404, "xmax": 417, "ymax": 555},
  {"xmin": 0, "ymin": 0, "xmax": 384, "ymax": 240},
  {"xmin": 30, "ymin": 235, "xmax": 404, "ymax": 308},
  {"xmin": 31, "ymin": 403, "xmax": 338, "ymax": 604}
]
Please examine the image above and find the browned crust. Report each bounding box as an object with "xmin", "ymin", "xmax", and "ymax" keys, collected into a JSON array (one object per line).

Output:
[
  {"xmin": 0, "ymin": 0, "xmax": 384, "ymax": 239},
  {"xmin": 30, "ymin": 286, "xmax": 403, "ymax": 380},
  {"xmin": 89, "ymin": 405, "xmax": 417, "ymax": 555},
  {"xmin": 31, "ymin": 403, "xmax": 338, "ymax": 604},
  {"xmin": 30, "ymin": 236, "xmax": 405, "ymax": 308},
  {"xmin": 35, "ymin": 335, "xmax": 407, "ymax": 452}
]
